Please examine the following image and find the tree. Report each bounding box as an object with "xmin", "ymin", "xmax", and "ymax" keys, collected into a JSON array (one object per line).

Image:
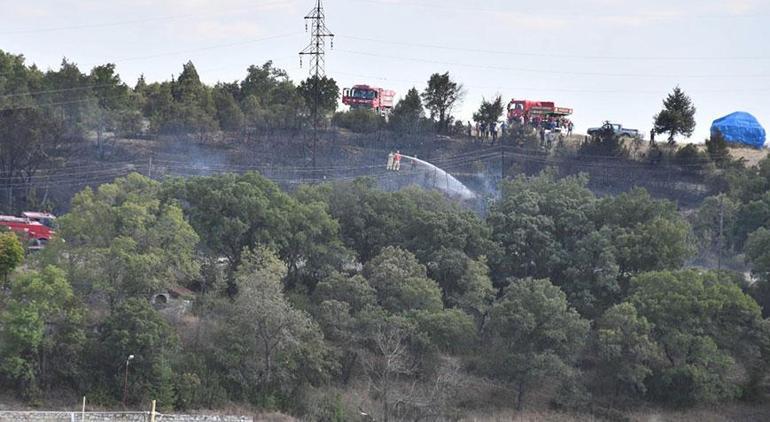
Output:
[
  {"xmin": 89, "ymin": 63, "xmax": 137, "ymax": 152},
  {"xmin": 162, "ymin": 172, "xmax": 290, "ymax": 293},
  {"xmin": 0, "ymin": 231, "xmax": 23, "ymax": 283},
  {"xmin": 594, "ymin": 188, "xmax": 692, "ymax": 277},
  {"xmin": 629, "ymin": 270, "xmax": 763, "ymax": 404},
  {"xmin": 216, "ymin": 248, "xmax": 329, "ymax": 403},
  {"xmin": 653, "ymin": 86, "xmax": 696, "ymax": 143},
  {"xmin": 422, "ymin": 72, "xmax": 463, "ymax": 133},
  {"xmin": 389, "ymin": 87, "xmax": 425, "ymax": 134},
  {"xmin": 691, "ymin": 194, "xmax": 739, "ymax": 257},
  {"xmin": 482, "ymin": 278, "xmax": 589, "ymax": 410},
  {"xmin": 363, "ymin": 247, "xmax": 443, "ymax": 314},
  {"xmin": 487, "ymin": 172, "xmax": 596, "ymax": 285},
  {"xmin": 745, "ymin": 227, "xmax": 770, "ymax": 313},
  {"xmin": 595, "ymin": 303, "xmax": 661, "ymax": 399},
  {"xmin": 706, "ymin": 130, "xmax": 731, "ymax": 168},
  {"xmin": 358, "ymin": 314, "xmax": 416, "ymax": 422},
  {"xmin": 240, "ymin": 61, "xmax": 289, "ymax": 101},
  {"xmin": 42, "ymin": 58, "xmax": 96, "ymax": 140},
  {"xmin": 412, "ymin": 308, "xmax": 477, "ymax": 354},
  {"xmin": 0, "ymin": 266, "xmax": 85, "ymax": 398},
  {"xmin": 54, "ymin": 173, "xmax": 199, "ymax": 302},
  {"xmin": 472, "ymin": 96, "xmax": 504, "ymax": 131},
  {"xmin": 313, "ymin": 272, "xmax": 376, "ymax": 313},
  {"xmin": 0, "ymin": 108, "xmax": 63, "ymax": 210},
  {"xmin": 212, "ymin": 83, "xmax": 245, "ymax": 131},
  {"xmin": 94, "ymin": 297, "xmax": 178, "ymax": 405},
  {"xmin": 426, "ymin": 248, "xmax": 494, "ymax": 322},
  {"xmin": 283, "ymin": 193, "xmax": 348, "ymax": 289},
  {"xmin": 164, "ymin": 172, "xmax": 346, "ymax": 292},
  {"xmin": 733, "ymin": 192, "xmax": 770, "ymax": 250},
  {"xmin": 560, "ymin": 228, "xmax": 621, "ymax": 318},
  {"xmin": 307, "ymin": 180, "xmax": 489, "ymax": 264},
  {"xmin": 297, "ymin": 75, "xmax": 340, "ymax": 121},
  {"xmin": 165, "ymin": 61, "xmax": 218, "ymax": 136},
  {"xmin": 747, "ymin": 228, "xmax": 770, "ymax": 282}
]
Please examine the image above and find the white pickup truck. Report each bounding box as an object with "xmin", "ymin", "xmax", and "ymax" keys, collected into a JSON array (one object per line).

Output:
[{"xmin": 587, "ymin": 121, "xmax": 640, "ymax": 138}]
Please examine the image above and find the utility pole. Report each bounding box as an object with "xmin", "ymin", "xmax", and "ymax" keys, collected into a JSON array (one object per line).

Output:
[{"xmin": 299, "ymin": 0, "xmax": 334, "ymax": 180}]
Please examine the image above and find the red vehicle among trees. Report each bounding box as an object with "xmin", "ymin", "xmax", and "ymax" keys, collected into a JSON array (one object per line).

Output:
[
  {"xmin": 0, "ymin": 212, "xmax": 56, "ymax": 248},
  {"xmin": 342, "ymin": 84, "xmax": 395, "ymax": 114}
]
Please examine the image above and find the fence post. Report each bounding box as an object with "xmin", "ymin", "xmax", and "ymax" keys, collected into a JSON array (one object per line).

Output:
[
  {"xmin": 81, "ymin": 396, "xmax": 86, "ymax": 422},
  {"xmin": 150, "ymin": 400, "xmax": 156, "ymax": 422}
]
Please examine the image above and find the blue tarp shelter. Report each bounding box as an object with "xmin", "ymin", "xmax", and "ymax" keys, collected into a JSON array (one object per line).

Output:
[{"xmin": 710, "ymin": 112, "xmax": 766, "ymax": 148}]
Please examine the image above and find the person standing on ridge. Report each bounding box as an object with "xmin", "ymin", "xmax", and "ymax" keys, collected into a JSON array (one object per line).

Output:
[
  {"xmin": 394, "ymin": 150, "xmax": 402, "ymax": 171},
  {"xmin": 386, "ymin": 151, "xmax": 394, "ymax": 170}
]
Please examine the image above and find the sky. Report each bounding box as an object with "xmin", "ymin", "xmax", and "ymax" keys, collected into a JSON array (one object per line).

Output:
[{"xmin": 1, "ymin": 0, "xmax": 769, "ymax": 141}]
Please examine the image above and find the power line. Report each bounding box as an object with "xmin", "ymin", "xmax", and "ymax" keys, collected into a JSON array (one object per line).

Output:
[
  {"xmin": 0, "ymin": 33, "xmax": 302, "ymax": 79},
  {"xmin": 342, "ymin": 0, "xmax": 768, "ymax": 20},
  {"xmin": 337, "ymin": 34, "xmax": 770, "ymax": 61},
  {"xmin": 336, "ymin": 49, "xmax": 770, "ymax": 79},
  {"xmin": 106, "ymin": 33, "xmax": 302, "ymax": 65},
  {"xmin": 333, "ymin": 71, "xmax": 770, "ymax": 96}
]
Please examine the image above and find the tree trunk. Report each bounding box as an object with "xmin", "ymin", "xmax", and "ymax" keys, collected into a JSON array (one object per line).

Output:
[
  {"xmin": 263, "ymin": 337, "xmax": 272, "ymax": 388},
  {"xmin": 516, "ymin": 381, "xmax": 525, "ymax": 411},
  {"xmin": 383, "ymin": 382, "xmax": 389, "ymax": 422}
]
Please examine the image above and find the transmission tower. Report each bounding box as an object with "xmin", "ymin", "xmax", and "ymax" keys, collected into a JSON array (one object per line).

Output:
[{"xmin": 299, "ymin": 0, "xmax": 334, "ymax": 176}]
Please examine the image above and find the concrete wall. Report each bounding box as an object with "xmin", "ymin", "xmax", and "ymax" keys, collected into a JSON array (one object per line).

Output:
[{"xmin": 0, "ymin": 411, "xmax": 252, "ymax": 422}]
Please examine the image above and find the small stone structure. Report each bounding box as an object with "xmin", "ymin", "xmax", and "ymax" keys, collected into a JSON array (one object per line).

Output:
[
  {"xmin": 0, "ymin": 411, "xmax": 252, "ymax": 422},
  {"xmin": 151, "ymin": 286, "xmax": 194, "ymax": 317}
]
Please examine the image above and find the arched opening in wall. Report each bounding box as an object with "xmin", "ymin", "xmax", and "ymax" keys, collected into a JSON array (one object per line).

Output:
[{"xmin": 153, "ymin": 294, "xmax": 168, "ymax": 305}]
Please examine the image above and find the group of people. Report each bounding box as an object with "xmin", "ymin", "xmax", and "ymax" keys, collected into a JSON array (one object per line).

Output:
[
  {"xmin": 386, "ymin": 150, "xmax": 402, "ymax": 171},
  {"xmin": 521, "ymin": 115, "xmax": 573, "ymax": 135},
  {"xmin": 469, "ymin": 121, "xmax": 508, "ymax": 144},
  {"xmin": 467, "ymin": 115, "xmax": 574, "ymax": 144}
]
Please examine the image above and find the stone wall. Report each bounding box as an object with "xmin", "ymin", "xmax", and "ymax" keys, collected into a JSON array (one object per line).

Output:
[{"xmin": 0, "ymin": 411, "xmax": 252, "ymax": 422}]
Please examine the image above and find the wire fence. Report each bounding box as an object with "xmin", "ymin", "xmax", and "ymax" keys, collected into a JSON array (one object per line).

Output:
[{"xmin": 0, "ymin": 410, "xmax": 252, "ymax": 422}]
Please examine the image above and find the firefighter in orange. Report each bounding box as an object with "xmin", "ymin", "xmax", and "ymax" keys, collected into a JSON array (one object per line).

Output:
[{"xmin": 394, "ymin": 151, "xmax": 402, "ymax": 171}]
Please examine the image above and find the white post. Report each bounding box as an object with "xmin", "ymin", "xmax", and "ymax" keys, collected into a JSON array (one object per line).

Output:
[
  {"xmin": 81, "ymin": 396, "xmax": 86, "ymax": 422},
  {"xmin": 150, "ymin": 399, "xmax": 156, "ymax": 422}
]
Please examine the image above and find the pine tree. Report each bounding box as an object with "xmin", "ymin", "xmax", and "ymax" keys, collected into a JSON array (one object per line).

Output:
[
  {"xmin": 390, "ymin": 87, "xmax": 424, "ymax": 134},
  {"xmin": 653, "ymin": 86, "xmax": 696, "ymax": 144},
  {"xmin": 422, "ymin": 72, "xmax": 463, "ymax": 134},
  {"xmin": 472, "ymin": 96, "xmax": 504, "ymax": 129}
]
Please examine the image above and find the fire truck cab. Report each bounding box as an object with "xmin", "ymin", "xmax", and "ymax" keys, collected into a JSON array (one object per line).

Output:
[{"xmin": 342, "ymin": 84, "xmax": 395, "ymax": 114}]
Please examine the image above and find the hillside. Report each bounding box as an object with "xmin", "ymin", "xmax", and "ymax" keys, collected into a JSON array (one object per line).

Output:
[{"xmin": 32, "ymin": 128, "xmax": 761, "ymax": 215}]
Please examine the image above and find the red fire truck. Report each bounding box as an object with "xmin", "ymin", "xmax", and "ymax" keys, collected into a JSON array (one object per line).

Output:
[
  {"xmin": 507, "ymin": 98, "xmax": 573, "ymax": 123},
  {"xmin": 342, "ymin": 85, "xmax": 395, "ymax": 114},
  {"xmin": 0, "ymin": 212, "xmax": 56, "ymax": 248}
]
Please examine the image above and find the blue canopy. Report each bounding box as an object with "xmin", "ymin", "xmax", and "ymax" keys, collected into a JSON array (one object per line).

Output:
[{"xmin": 710, "ymin": 112, "xmax": 766, "ymax": 148}]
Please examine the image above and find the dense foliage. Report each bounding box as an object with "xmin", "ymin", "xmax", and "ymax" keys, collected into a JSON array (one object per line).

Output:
[{"xmin": 0, "ymin": 161, "xmax": 766, "ymax": 420}]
